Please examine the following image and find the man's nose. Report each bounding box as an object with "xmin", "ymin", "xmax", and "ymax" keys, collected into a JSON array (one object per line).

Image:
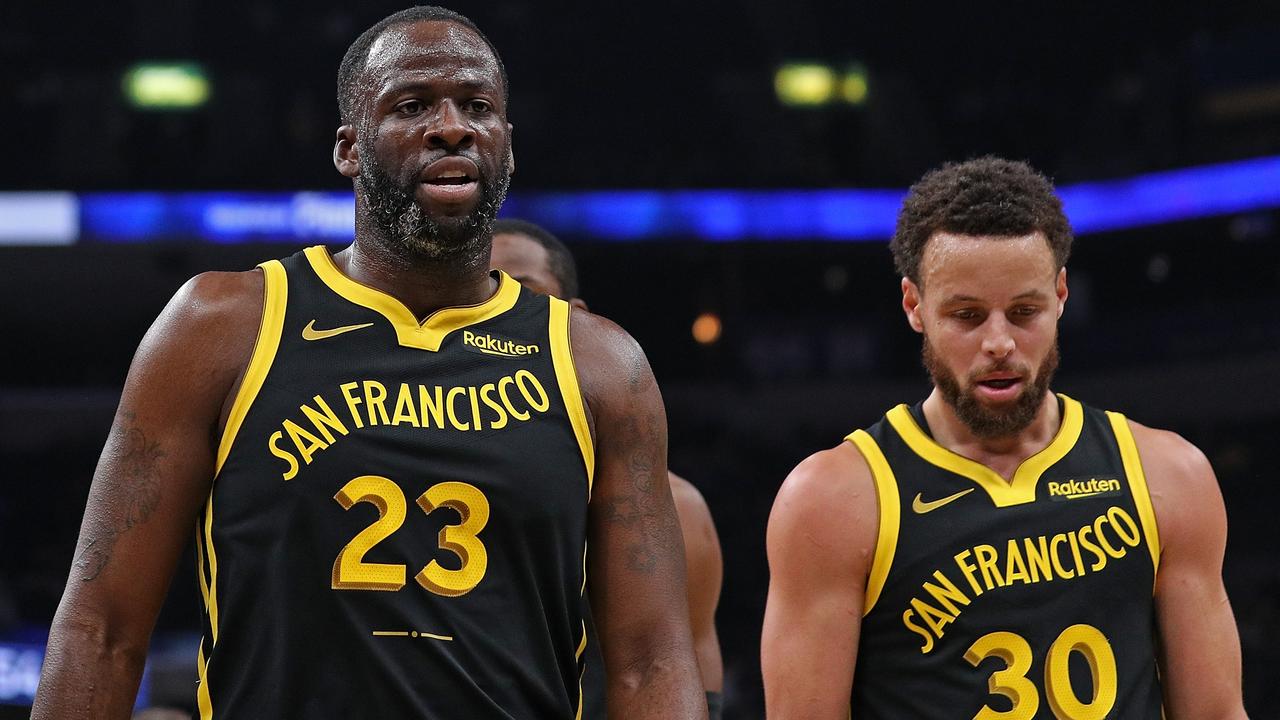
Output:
[
  {"xmin": 981, "ymin": 316, "xmax": 1016, "ymax": 359},
  {"xmin": 424, "ymin": 101, "xmax": 474, "ymax": 151}
]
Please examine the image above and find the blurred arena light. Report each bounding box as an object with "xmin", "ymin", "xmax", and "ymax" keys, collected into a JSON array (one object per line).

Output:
[
  {"xmin": 692, "ymin": 313, "xmax": 723, "ymax": 345},
  {"xmin": 775, "ymin": 63, "xmax": 837, "ymax": 106},
  {"xmin": 840, "ymin": 65, "xmax": 870, "ymax": 106},
  {"xmin": 123, "ymin": 63, "xmax": 210, "ymax": 110},
  {"xmin": 2, "ymin": 156, "xmax": 1278, "ymax": 244}
]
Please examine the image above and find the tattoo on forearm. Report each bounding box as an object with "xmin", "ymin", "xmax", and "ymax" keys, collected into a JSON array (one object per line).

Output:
[
  {"xmin": 73, "ymin": 412, "xmax": 164, "ymax": 582},
  {"xmin": 603, "ymin": 397, "xmax": 677, "ymax": 574}
]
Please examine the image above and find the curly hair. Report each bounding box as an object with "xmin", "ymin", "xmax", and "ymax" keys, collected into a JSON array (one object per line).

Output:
[
  {"xmin": 337, "ymin": 6, "xmax": 508, "ymax": 127},
  {"xmin": 890, "ymin": 156, "xmax": 1072, "ymax": 286}
]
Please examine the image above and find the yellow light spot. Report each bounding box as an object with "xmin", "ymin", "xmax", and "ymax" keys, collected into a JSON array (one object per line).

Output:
[
  {"xmin": 692, "ymin": 313, "xmax": 722, "ymax": 345},
  {"xmin": 123, "ymin": 63, "xmax": 211, "ymax": 109},
  {"xmin": 775, "ymin": 63, "xmax": 836, "ymax": 106},
  {"xmin": 842, "ymin": 69, "xmax": 869, "ymax": 105}
]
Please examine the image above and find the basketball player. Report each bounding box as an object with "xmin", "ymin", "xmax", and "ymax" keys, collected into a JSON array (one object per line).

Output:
[
  {"xmin": 33, "ymin": 7, "xmax": 706, "ymax": 719},
  {"xmin": 490, "ymin": 218, "xmax": 725, "ymax": 718},
  {"xmin": 762, "ymin": 157, "xmax": 1247, "ymax": 718}
]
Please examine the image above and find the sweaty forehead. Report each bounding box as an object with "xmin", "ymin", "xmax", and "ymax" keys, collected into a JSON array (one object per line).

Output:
[
  {"xmin": 920, "ymin": 232, "xmax": 1058, "ymax": 295},
  {"xmin": 363, "ymin": 20, "xmax": 501, "ymax": 91}
]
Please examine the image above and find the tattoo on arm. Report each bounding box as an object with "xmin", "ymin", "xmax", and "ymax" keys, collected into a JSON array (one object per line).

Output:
[
  {"xmin": 602, "ymin": 365, "xmax": 676, "ymax": 575},
  {"xmin": 73, "ymin": 412, "xmax": 165, "ymax": 582}
]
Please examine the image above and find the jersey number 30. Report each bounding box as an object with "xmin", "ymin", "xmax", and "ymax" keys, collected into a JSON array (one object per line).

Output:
[
  {"xmin": 965, "ymin": 624, "xmax": 1117, "ymax": 720},
  {"xmin": 331, "ymin": 475, "xmax": 490, "ymax": 597}
]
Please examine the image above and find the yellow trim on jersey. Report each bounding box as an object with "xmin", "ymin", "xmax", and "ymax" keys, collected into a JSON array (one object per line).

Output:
[
  {"xmin": 574, "ymin": 619, "xmax": 589, "ymax": 720},
  {"xmin": 197, "ymin": 259, "xmax": 287, "ymax": 720},
  {"xmin": 304, "ymin": 245, "xmax": 520, "ymax": 352},
  {"xmin": 195, "ymin": 527, "xmax": 209, "ymax": 615},
  {"xmin": 846, "ymin": 429, "xmax": 900, "ymax": 616},
  {"xmin": 576, "ymin": 667, "xmax": 586, "ymax": 720},
  {"xmin": 195, "ymin": 528, "xmax": 213, "ymax": 719},
  {"xmin": 214, "ymin": 260, "xmax": 288, "ymax": 475},
  {"xmin": 886, "ymin": 394, "xmax": 1085, "ymax": 507},
  {"xmin": 549, "ymin": 297, "xmax": 595, "ymax": 496},
  {"xmin": 197, "ymin": 641, "xmax": 212, "ymax": 719},
  {"xmin": 1107, "ymin": 411, "xmax": 1161, "ymax": 578}
]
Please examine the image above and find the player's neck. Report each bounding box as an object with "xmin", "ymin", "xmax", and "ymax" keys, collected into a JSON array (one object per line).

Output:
[
  {"xmin": 921, "ymin": 389, "xmax": 1061, "ymax": 481},
  {"xmin": 334, "ymin": 237, "xmax": 496, "ymax": 322}
]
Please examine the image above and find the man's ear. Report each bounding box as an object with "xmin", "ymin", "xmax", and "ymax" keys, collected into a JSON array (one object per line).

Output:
[
  {"xmin": 334, "ymin": 125, "xmax": 360, "ymax": 178},
  {"xmin": 902, "ymin": 277, "xmax": 925, "ymax": 334},
  {"xmin": 1055, "ymin": 267, "xmax": 1069, "ymax": 319},
  {"xmin": 569, "ymin": 297, "xmax": 589, "ymax": 312}
]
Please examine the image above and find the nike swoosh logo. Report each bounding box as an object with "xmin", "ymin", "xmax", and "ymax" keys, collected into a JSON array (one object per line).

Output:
[
  {"xmin": 302, "ymin": 320, "xmax": 374, "ymax": 341},
  {"xmin": 912, "ymin": 488, "xmax": 975, "ymax": 514}
]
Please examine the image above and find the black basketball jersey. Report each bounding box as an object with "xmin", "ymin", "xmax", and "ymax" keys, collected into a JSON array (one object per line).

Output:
[
  {"xmin": 847, "ymin": 394, "xmax": 1164, "ymax": 719},
  {"xmin": 193, "ymin": 246, "xmax": 595, "ymax": 719}
]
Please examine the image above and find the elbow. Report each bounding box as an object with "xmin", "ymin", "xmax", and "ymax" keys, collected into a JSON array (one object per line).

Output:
[{"xmin": 48, "ymin": 605, "xmax": 151, "ymax": 674}]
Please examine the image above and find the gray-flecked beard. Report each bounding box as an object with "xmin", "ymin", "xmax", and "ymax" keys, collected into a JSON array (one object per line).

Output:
[
  {"xmin": 356, "ymin": 147, "xmax": 510, "ymax": 262},
  {"xmin": 922, "ymin": 334, "xmax": 1060, "ymax": 439}
]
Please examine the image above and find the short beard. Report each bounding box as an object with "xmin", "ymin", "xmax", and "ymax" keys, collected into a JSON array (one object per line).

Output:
[
  {"xmin": 356, "ymin": 142, "xmax": 510, "ymax": 262},
  {"xmin": 922, "ymin": 334, "xmax": 1060, "ymax": 439}
]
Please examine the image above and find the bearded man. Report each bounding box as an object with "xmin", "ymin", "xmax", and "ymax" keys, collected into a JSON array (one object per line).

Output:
[
  {"xmin": 33, "ymin": 7, "xmax": 705, "ymax": 719},
  {"xmin": 762, "ymin": 156, "xmax": 1246, "ymax": 720}
]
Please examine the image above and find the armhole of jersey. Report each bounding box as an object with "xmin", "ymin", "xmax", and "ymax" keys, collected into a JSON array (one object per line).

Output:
[
  {"xmin": 213, "ymin": 260, "xmax": 288, "ymax": 476},
  {"xmin": 1106, "ymin": 411, "xmax": 1162, "ymax": 581},
  {"xmin": 548, "ymin": 297, "xmax": 595, "ymax": 498},
  {"xmin": 197, "ymin": 260, "xmax": 286, "ymax": 720},
  {"xmin": 846, "ymin": 429, "xmax": 900, "ymax": 616}
]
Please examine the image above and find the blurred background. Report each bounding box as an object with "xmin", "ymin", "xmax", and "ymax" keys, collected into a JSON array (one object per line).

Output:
[{"xmin": 2, "ymin": 1, "xmax": 1279, "ymax": 717}]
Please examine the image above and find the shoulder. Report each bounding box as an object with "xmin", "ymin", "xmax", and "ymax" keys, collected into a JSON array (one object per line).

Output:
[
  {"xmin": 768, "ymin": 441, "xmax": 879, "ymax": 571},
  {"xmin": 668, "ymin": 472, "xmax": 720, "ymax": 552},
  {"xmin": 568, "ymin": 308, "xmax": 646, "ymax": 379},
  {"xmin": 161, "ymin": 269, "xmax": 265, "ymax": 338},
  {"xmin": 668, "ymin": 472, "xmax": 711, "ymax": 523},
  {"xmin": 1123, "ymin": 417, "xmax": 1225, "ymax": 551},
  {"xmin": 1124, "ymin": 418, "xmax": 1217, "ymax": 499},
  {"xmin": 133, "ymin": 269, "xmax": 266, "ymax": 392},
  {"xmin": 567, "ymin": 308, "xmax": 655, "ymax": 415}
]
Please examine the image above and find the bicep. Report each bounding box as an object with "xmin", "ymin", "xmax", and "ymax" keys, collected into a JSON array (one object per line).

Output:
[
  {"xmin": 761, "ymin": 564, "xmax": 863, "ymax": 720},
  {"xmin": 1139, "ymin": 426, "xmax": 1245, "ymax": 717},
  {"xmin": 577, "ymin": 321, "xmax": 690, "ymax": 665},
  {"xmin": 59, "ymin": 273, "xmax": 259, "ymax": 632},
  {"xmin": 762, "ymin": 450, "xmax": 875, "ymax": 720}
]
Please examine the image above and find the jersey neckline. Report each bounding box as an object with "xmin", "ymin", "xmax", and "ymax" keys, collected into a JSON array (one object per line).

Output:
[
  {"xmin": 885, "ymin": 393, "xmax": 1084, "ymax": 507},
  {"xmin": 303, "ymin": 245, "xmax": 521, "ymax": 352}
]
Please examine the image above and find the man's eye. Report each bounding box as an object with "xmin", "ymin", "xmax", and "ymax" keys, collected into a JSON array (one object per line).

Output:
[
  {"xmin": 466, "ymin": 100, "xmax": 492, "ymax": 113},
  {"xmin": 397, "ymin": 100, "xmax": 425, "ymax": 115}
]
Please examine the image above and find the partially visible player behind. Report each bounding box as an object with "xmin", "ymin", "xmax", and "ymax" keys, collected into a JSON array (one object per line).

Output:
[
  {"xmin": 762, "ymin": 157, "xmax": 1247, "ymax": 719},
  {"xmin": 491, "ymin": 218, "xmax": 725, "ymax": 719}
]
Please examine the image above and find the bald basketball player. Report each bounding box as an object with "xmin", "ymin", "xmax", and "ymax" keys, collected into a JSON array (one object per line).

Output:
[{"xmin": 491, "ymin": 218, "xmax": 725, "ymax": 719}]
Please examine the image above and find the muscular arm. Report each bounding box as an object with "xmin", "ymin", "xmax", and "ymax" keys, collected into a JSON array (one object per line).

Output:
[
  {"xmin": 574, "ymin": 311, "xmax": 706, "ymax": 720},
  {"xmin": 1129, "ymin": 422, "xmax": 1248, "ymax": 719},
  {"xmin": 762, "ymin": 443, "xmax": 878, "ymax": 720},
  {"xmin": 669, "ymin": 472, "xmax": 724, "ymax": 694},
  {"xmin": 33, "ymin": 271, "xmax": 263, "ymax": 720}
]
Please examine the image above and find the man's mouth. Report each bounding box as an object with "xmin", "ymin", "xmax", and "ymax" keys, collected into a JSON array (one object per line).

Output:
[
  {"xmin": 972, "ymin": 371, "xmax": 1025, "ymax": 400},
  {"xmin": 419, "ymin": 158, "xmax": 479, "ymax": 205}
]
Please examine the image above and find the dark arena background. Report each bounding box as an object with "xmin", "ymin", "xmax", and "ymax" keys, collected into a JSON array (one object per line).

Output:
[{"xmin": 2, "ymin": 2, "xmax": 1279, "ymax": 717}]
